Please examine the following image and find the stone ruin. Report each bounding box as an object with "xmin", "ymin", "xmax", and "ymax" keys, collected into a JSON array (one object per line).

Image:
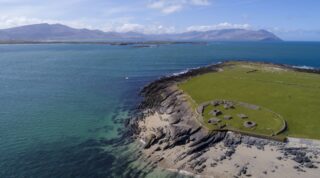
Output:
[
  {"xmin": 244, "ymin": 121, "xmax": 257, "ymax": 128},
  {"xmin": 208, "ymin": 118, "xmax": 221, "ymax": 125},
  {"xmin": 223, "ymin": 115, "xmax": 232, "ymax": 120},
  {"xmin": 237, "ymin": 114, "xmax": 248, "ymax": 119},
  {"xmin": 210, "ymin": 109, "xmax": 222, "ymax": 116},
  {"xmin": 223, "ymin": 103, "xmax": 235, "ymax": 110},
  {"xmin": 211, "ymin": 100, "xmax": 235, "ymax": 109}
]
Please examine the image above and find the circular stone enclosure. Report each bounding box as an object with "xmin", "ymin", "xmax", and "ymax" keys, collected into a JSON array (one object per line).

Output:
[{"xmin": 198, "ymin": 100, "xmax": 286, "ymax": 136}]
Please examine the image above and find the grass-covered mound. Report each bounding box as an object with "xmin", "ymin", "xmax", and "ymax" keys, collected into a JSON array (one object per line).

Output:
[{"xmin": 179, "ymin": 61, "xmax": 320, "ymax": 139}]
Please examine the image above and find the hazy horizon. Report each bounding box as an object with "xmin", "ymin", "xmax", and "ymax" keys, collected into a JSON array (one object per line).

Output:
[{"xmin": 0, "ymin": 0, "xmax": 320, "ymax": 41}]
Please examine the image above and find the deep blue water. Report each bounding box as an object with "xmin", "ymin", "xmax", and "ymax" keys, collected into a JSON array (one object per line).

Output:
[{"xmin": 0, "ymin": 42, "xmax": 320, "ymax": 177}]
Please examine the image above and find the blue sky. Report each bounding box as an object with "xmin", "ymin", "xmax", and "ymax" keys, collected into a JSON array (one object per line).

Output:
[{"xmin": 0, "ymin": 0, "xmax": 320, "ymax": 41}]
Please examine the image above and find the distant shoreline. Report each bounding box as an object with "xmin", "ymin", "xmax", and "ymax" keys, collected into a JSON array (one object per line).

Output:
[{"xmin": 0, "ymin": 41, "xmax": 208, "ymax": 45}]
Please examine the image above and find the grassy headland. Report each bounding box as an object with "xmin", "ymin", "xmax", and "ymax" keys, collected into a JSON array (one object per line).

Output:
[{"xmin": 179, "ymin": 61, "xmax": 320, "ymax": 139}]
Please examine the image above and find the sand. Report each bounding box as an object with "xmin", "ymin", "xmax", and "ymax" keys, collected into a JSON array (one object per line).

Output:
[{"xmin": 137, "ymin": 113, "xmax": 320, "ymax": 178}]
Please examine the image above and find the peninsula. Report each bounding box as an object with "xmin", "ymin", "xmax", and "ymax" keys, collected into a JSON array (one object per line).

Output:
[{"xmin": 128, "ymin": 61, "xmax": 320, "ymax": 178}]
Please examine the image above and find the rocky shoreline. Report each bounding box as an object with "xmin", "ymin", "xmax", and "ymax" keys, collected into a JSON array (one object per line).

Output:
[{"xmin": 126, "ymin": 61, "xmax": 320, "ymax": 177}]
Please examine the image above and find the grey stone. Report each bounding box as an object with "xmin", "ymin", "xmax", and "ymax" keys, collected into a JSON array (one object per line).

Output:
[
  {"xmin": 208, "ymin": 118, "xmax": 221, "ymax": 124},
  {"xmin": 237, "ymin": 114, "xmax": 248, "ymax": 119}
]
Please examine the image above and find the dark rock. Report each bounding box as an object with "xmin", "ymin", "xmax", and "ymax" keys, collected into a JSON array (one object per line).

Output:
[
  {"xmin": 171, "ymin": 135, "xmax": 189, "ymax": 147},
  {"xmin": 198, "ymin": 157, "xmax": 208, "ymax": 165},
  {"xmin": 224, "ymin": 134, "xmax": 241, "ymax": 147},
  {"xmin": 169, "ymin": 117, "xmax": 181, "ymax": 124},
  {"xmin": 189, "ymin": 126, "xmax": 202, "ymax": 135},
  {"xmin": 263, "ymin": 171, "xmax": 267, "ymax": 174},
  {"xmin": 305, "ymin": 162, "xmax": 317, "ymax": 168},
  {"xmin": 169, "ymin": 126, "xmax": 191, "ymax": 140},
  {"xmin": 225, "ymin": 148, "xmax": 236, "ymax": 157},
  {"xmin": 211, "ymin": 162, "xmax": 217, "ymax": 167},
  {"xmin": 303, "ymin": 157, "xmax": 311, "ymax": 163},
  {"xmin": 220, "ymin": 155, "xmax": 226, "ymax": 161},
  {"xmin": 293, "ymin": 156, "xmax": 303, "ymax": 163},
  {"xmin": 276, "ymin": 156, "xmax": 282, "ymax": 160},
  {"xmin": 162, "ymin": 142, "xmax": 170, "ymax": 150},
  {"xmin": 189, "ymin": 133, "xmax": 212, "ymax": 147},
  {"xmin": 188, "ymin": 132, "xmax": 226, "ymax": 156},
  {"xmin": 188, "ymin": 152, "xmax": 203, "ymax": 161},
  {"xmin": 238, "ymin": 166, "xmax": 247, "ymax": 176}
]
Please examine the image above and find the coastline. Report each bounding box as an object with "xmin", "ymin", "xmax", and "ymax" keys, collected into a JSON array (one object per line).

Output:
[{"xmin": 127, "ymin": 61, "xmax": 320, "ymax": 177}]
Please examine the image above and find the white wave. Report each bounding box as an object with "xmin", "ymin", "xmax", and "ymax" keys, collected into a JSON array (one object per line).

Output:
[
  {"xmin": 293, "ymin": 65, "xmax": 315, "ymax": 70},
  {"xmin": 166, "ymin": 168, "xmax": 196, "ymax": 177},
  {"xmin": 139, "ymin": 139, "xmax": 146, "ymax": 145},
  {"xmin": 172, "ymin": 69, "xmax": 190, "ymax": 76},
  {"xmin": 170, "ymin": 62, "xmax": 222, "ymax": 77}
]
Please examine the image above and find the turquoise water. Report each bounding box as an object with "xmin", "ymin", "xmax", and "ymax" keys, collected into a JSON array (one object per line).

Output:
[{"xmin": 0, "ymin": 42, "xmax": 320, "ymax": 177}]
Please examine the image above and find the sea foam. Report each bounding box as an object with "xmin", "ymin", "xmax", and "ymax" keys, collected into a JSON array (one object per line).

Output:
[{"xmin": 293, "ymin": 65, "xmax": 315, "ymax": 70}]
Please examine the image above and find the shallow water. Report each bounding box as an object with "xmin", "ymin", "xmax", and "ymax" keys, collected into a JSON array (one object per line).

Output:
[{"xmin": 0, "ymin": 42, "xmax": 320, "ymax": 177}]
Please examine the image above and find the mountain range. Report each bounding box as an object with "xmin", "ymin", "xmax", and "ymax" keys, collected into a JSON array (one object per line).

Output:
[{"xmin": 0, "ymin": 23, "xmax": 282, "ymax": 42}]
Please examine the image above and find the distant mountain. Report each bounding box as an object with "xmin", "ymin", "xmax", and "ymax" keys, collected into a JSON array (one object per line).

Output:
[{"xmin": 0, "ymin": 23, "xmax": 282, "ymax": 42}]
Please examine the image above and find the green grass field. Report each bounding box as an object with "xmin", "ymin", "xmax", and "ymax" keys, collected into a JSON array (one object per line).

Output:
[
  {"xmin": 179, "ymin": 62, "xmax": 320, "ymax": 139},
  {"xmin": 202, "ymin": 103, "xmax": 284, "ymax": 136}
]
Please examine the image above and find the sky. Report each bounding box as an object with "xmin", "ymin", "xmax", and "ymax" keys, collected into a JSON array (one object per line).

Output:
[{"xmin": 0, "ymin": 0, "xmax": 320, "ymax": 41}]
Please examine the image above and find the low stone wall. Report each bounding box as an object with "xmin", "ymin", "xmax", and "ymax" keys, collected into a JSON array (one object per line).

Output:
[
  {"xmin": 222, "ymin": 129, "xmax": 287, "ymax": 142},
  {"xmin": 275, "ymin": 119, "xmax": 287, "ymax": 135}
]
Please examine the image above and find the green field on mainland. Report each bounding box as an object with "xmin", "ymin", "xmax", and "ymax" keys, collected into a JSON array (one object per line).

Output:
[{"xmin": 179, "ymin": 61, "xmax": 320, "ymax": 139}]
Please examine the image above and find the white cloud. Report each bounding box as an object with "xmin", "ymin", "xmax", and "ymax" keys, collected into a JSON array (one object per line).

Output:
[
  {"xmin": 103, "ymin": 23, "xmax": 176, "ymax": 34},
  {"xmin": 187, "ymin": 22, "xmax": 251, "ymax": 31},
  {"xmin": 148, "ymin": 0, "xmax": 211, "ymax": 14},
  {"xmin": 0, "ymin": 16, "xmax": 40, "ymax": 28},
  {"xmin": 0, "ymin": 16, "xmax": 251, "ymax": 35},
  {"xmin": 107, "ymin": 23, "xmax": 144, "ymax": 33},
  {"xmin": 162, "ymin": 5, "xmax": 183, "ymax": 14},
  {"xmin": 190, "ymin": 0, "xmax": 210, "ymax": 6},
  {"xmin": 148, "ymin": 0, "xmax": 165, "ymax": 9},
  {"xmin": 0, "ymin": 15, "xmax": 93, "ymax": 29}
]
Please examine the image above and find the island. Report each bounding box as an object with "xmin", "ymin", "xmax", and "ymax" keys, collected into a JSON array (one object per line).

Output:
[{"xmin": 127, "ymin": 61, "xmax": 320, "ymax": 177}]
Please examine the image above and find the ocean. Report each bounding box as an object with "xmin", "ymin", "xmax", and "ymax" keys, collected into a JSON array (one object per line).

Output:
[{"xmin": 0, "ymin": 42, "xmax": 320, "ymax": 177}]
